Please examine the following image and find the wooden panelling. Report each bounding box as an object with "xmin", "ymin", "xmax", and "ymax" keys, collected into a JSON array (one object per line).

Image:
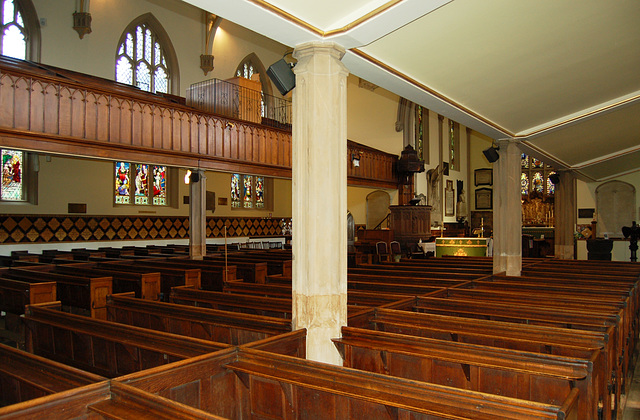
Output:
[
  {"xmin": 0, "ymin": 64, "xmax": 292, "ymax": 178},
  {"xmin": 0, "ymin": 58, "xmax": 398, "ymax": 187}
]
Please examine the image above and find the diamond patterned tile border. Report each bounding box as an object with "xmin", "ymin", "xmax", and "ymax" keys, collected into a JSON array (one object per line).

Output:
[{"xmin": 0, "ymin": 215, "xmax": 290, "ymax": 244}]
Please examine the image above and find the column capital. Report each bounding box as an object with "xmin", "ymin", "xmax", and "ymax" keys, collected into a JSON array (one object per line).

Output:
[
  {"xmin": 293, "ymin": 41, "xmax": 346, "ymax": 61},
  {"xmin": 495, "ymin": 137, "xmax": 521, "ymax": 147}
]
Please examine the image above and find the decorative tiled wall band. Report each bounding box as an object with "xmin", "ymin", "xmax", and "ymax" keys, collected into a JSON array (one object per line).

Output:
[{"xmin": 0, "ymin": 215, "xmax": 289, "ymax": 244}]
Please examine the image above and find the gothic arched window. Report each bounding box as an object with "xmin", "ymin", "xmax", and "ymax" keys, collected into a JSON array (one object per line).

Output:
[
  {"xmin": 0, "ymin": 0, "xmax": 40, "ymax": 61},
  {"xmin": 115, "ymin": 14, "xmax": 179, "ymax": 95}
]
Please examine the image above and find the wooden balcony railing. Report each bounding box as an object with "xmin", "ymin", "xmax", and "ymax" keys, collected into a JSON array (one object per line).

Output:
[
  {"xmin": 0, "ymin": 57, "xmax": 398, "ymax": 187},
  {"xmin": 0, "ymin": 57, "xmax": 291, "ymax": 177}
]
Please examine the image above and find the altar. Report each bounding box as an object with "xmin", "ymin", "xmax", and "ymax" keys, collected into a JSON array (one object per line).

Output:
[{"xmin": 435, "ymin": 237, "xmax": 490, "ymax": 257}]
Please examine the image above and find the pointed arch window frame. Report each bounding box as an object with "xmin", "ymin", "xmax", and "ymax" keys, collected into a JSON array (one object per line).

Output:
[
  {"xmin": 0, "ymin": 0, "xmax": 41, "ymax": 62},
  {"xmin": 115, "ymin": 13, "xmax": 180, "ymax": 96}
]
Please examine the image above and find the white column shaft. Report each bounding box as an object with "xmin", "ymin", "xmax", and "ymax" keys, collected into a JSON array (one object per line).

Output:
[
  {"xmin": 291, "ymin": 42, "xmax": 348, "ymax": 365},
  {"xmin": 493, "ymin": 140, "xmax": 522, "ymax": 275}
]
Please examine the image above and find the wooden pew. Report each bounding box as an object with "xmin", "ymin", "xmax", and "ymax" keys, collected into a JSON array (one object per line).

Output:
[
  {"xmin": 169, "ymin": 285, "xmax": 405, "ymax": 318},
  {"xmin": 203, "ymin": 255, "xmax": 268, "ymax": 283},
  {"xmin": 23, "ymin": 302, "xmax": 228, "ymax": 378},
  {"xmin": 268, "ymin": 272, "xmax": 472, "ymax": 289},
  {"xmin": 0, "ymin": 381, "xmax": 224, "ymax": 419},
  {"xmin": 224, "ymin": 277, "xmax": 448, "ymax": 298},
  {"xmin": 242, "ymin": 328, "xmax": 307, "ymax": 358},
  {"xmin": 117, "ymin": 346, "xmax": 580, "ymax": 420},
  {"xmin": 0, "ymin": 267, "xmax": 111, "ymax": 319},
  {"xmin": 0, "ymin": 276, "xmax": 56, "ymax": 319},
  {"xmin": 171, "ymin": 285, "xmax": 294, "ymax": 318},
  {"xmin": 377, "ymin": 260, "xmax": 495, "ymax": 275},
  {"xmin": 469, "ymin": 276, "xmax": 636, "ymax": 403},
  {"xmin": 109, "ymin": 258, "xmax": 236, "ymax": 291},
  {"xmin": 107, "ymin": 292, "xmax": 292, "ymax": 344},
  {"xmin": 206, "ymin": 251, "xmax": 292, "ymax": 276},
  {"xmin": 393, "ymin": 294, "xmax": 622, "ymax": 417},
  {"xmin": 349, "ymin": 265, "xmax": 486, "ymax": 282},
  {"xmin": 334, "ymin": 326, "xmax": 603, "ymax": 420},
  {"xmin": 356, "ymin": 307, "xmax": 615, "ymax": 420},
  {"xmin": 0, "ymin": 343, "xmax": 106, "ymax": 407},
  {"xmin": 223, "ymin": 281, "xmax": 291, "ymax": 298},
  {"xmin": 0, "ymin": 276, "xmax": 56, "ymax": 347},
  {"xmin": 93, "ymin": 260, "xmax": 201, "ymax": 301},
  {"xmin": 30, "ymin": 262, "xmax": 160, "ymax": 300}
]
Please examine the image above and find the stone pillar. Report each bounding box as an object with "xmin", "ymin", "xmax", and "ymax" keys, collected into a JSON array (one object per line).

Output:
[
  {"xmin": 492, "ymin": 140, "xmax": 522, "ymax": 275},
  {"xmin": 291, "ymin": 42, "xmax": 348, "ymax": 365},
  {"xmin": 554, "ymin": 171, "xmax": 576, "ymax": 259},
  {"xmin": 189, "ymin": 169, "xmax": 206, "ymax": 260}
]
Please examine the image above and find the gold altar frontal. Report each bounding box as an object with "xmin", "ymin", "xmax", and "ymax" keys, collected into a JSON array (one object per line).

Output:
[{"xmin": 435, "ymin": 237, "xmax": 489, "ymax": 257}]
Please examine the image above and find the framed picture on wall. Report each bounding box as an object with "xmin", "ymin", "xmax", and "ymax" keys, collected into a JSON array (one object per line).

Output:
[
  {"xmin": 445, "ymin": 180, "xmax": 455, "ymax": 216},
  {"xmin": 474, "ymin": 168, "xmax": 493, "ymax": 186},
  {"xmin": 475, "ymin": 187, "xmax": 493, "ymax": 210}
]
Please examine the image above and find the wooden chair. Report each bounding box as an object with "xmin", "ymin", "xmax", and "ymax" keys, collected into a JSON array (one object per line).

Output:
[
  {"xmin": 375, "ymin": 241, "xmax": 390, "ymax": 262},
  {"xmin": 390, "ymin": 241, "xmax": 402, "ymax": 261}
]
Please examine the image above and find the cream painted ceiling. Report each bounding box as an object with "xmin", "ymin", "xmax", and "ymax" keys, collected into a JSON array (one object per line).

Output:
[{"xmin": 181, "ymin": 0, "xmax": 640, "ymax": 181}]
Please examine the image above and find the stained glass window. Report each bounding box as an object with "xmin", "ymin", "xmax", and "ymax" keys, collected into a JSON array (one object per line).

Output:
[
  {"xmin": 231, "ymin": 174, "xmax": 241, "ymax": 208},
  {"xmin": 532, "ymin": 172, "xmax": 544, "ymax": 193},
  {"xmin": 547, "ymin": 172, "xmax": 556, "ymax": 196},
  {"xmin": 255, "ymin": 176, "xmax": 264, "ymax": 209},
  {"xmin": 520, "ymin": 173, "xmax": 529, "ymax": 196},
  {"xmin": 231, "ymin": 173, "xmax": 269, "ymax": 210},
  {"xmin": 134, "ymin": 164, "xmax": 149, "ymax": 205},
  {"xmin": 1, "ymin": 148, "xmax": 23, "ymax": 201},
  {"xmin": 152, "ymin": 166, "xmax": 166, "ymax": 205},
  {"xmin": 1, "ymin": 0, "xmax": 26, "ymax": 60},
  {"xmin": 449, "ymin": 120, "xmax": 458, "ymax": 171},
  {"xmin": 243, "ymin": 175, "xmax": 253, "ymax": 208},
  {"xmin": 521, "ymin": 154, "xmax": 555, "ymax": 197},
  {"xmin": 116, "ymin": 22, "xmax": 169, "ymax": 93},
  {"xmin": 115, "ymin": 162, "xmax": 167, "ymax": 206},
  {"xmin": 415, "ymin": 105, "xmax": 424, "ymax": 161},
  {"xmin": 115, "ymin": 162, "xmax": 131, "ymax": 204}
]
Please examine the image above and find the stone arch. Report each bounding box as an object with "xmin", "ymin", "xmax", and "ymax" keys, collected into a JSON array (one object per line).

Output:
[
  {"xmin": 366, "ymin": 190, "xmax": 391, "ymax": 229},
  {"xmin": 596, "ymin": 180, "xmax": 636, "ymax": 238},
  {"xmin": 235, "ymin": 52, "xmax": 274, "ymax": 97}
]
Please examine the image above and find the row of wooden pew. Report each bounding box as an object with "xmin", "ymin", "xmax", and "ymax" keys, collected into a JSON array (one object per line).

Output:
[{"xmin": 0, "ymin": 248, "xmax": 638, "ymax": 419}]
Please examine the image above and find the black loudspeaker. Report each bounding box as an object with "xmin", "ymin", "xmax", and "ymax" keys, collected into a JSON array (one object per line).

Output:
[
  {"xmin": 549, "ymin": 173, "xmax": 560, "ymax": 185},
  {"xmin": 483, "ymin": 146, "xmax": 500, "ymax": 163},
  {"xmin": 267, "ymin": 58, "xmax": 296, "ymax": 96}
]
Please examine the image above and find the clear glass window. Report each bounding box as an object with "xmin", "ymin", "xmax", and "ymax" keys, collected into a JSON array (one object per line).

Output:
[
  {"xmin": 1, "ymin": 0, "xmax": 26, "ymax": 59},
  {"xmin": 116, "ymin": 22, "xmax": 169, "ymax": 93}
]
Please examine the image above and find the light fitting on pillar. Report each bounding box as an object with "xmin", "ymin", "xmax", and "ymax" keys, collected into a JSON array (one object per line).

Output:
[
  {"xmin": 482, "ymin": 144, "xmax": 500, "ymax": 163},
  {"xmin": 548, "ymin": 173, "xmax": 560, "ymax": 185},
  {"xmin": 184, "ymin": 169, "xmax": 200, "ymax": 184},
  {"xmin": 351, "ymin": 152, "xmax": 362, "ymax": 168},
  {"xmin": 267, "ymin": 52, "xmax": 296, "ymax": 96},
  {"xmin": 73, "ymin": 0, "xmax": 92, "ymax": 39}
]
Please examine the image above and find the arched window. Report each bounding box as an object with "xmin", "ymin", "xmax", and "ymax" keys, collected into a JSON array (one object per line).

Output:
[
  {"xmin": 115, "ymin": 14, "xmax": 179, "ymax": 95},
  {"xmin": 235, "ymin": 54, "xmax": 273, "ymax": 119},
  {"xmin": 0, "ymin": 0, "xmax": 40, "ymax": 61},
  {"xmin": 234, "ymin": 53, "xmax": 272, "ymax": 95}
]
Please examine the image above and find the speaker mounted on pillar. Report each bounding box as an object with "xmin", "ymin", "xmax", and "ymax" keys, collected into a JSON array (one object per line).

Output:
[
  {"xmin": 482, "ymin": 145, "xmax": 500, "ymax": 163},
  {"xmin": 267, "ymin": 58, "xmax": 296, "ymax": 96}
]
